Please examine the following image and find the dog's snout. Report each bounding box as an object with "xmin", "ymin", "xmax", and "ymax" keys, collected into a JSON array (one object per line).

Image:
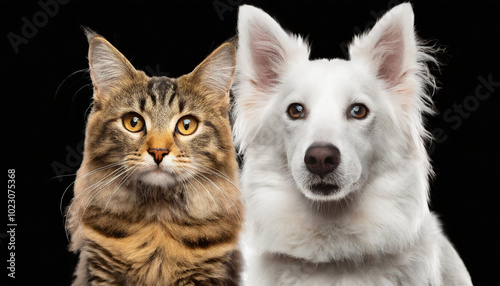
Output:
[{"xmin": 304, "ymin": 143, "xmax": 340, "ymax": 178}]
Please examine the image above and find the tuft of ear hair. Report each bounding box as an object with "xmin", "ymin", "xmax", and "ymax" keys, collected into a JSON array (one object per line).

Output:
[
  {"xmin": 348, "ymin": 3, "xmax": 437, "ymax": 112},
  {"xmin": 188, "ymin": 40, "xmax": 237, "ymax": 97},
  {"xmin": 235, "ymin": 5, "xmax": 310, "ymax": 94},
  {"xmin": 84, "ymin": 27, "xmax": 139, "ymax": 99}
]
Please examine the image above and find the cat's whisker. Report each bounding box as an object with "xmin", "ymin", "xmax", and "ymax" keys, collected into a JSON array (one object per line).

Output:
[
  {"xmin": 192, "ymin": 172, "xmax": 242, "ymax": 225},
  {"xmin": 83, "ymin": 101, "xmax": 94, "ymax": 120},
  {"xmin": 70, "ymin": 166, "xmax": 127, "ymax": 213},
  {"xmin": 54, "ymin": 68, "xmax": 88, "ymax": 100},
  {"xmin": 80, "ymin": 166, "xmax": 131, "ymax": 212},
  {"xmin": 71, "ymin": 82, "xmax": 93, "ymax": 107},
  {"xmin": 50, "ymin": 172, "xmax": 78, "ymax": 181},
  {"xmin": 194, "ymin": 164, "xmax": 241, "ymax": 192},
  {"xmin": 215, "ymin": 146, "xmax": 236, "ymax": 153},
  {"xmin": 103, "ymin": 166, "xmax": 140, "ymax": 210},
  {"xmin": 176, "ymin": 170, "xmax": 196, "ymax": 204},
  {"xmin": 77, "ymin": 166, "xmax": 132, "ymax": 238},
  {"xmin": 181, "ymin": 167, "xmax": 218, "ymax": 207},
  {"xmin": 194, "ymin": 164, "xmax": 246, "ymax": 206},
  {"xmin": 60, "ymin": 161, "xmax": 127, "ymax": 215},
  {"xmin": 65, "ymin": 164, "xmax": 127, "ymax": 236}
]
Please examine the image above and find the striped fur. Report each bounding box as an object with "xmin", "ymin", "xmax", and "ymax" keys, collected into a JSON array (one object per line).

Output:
[{"xmin": 67, "ymin": 31, "xmax": 242, "ymax": 285}]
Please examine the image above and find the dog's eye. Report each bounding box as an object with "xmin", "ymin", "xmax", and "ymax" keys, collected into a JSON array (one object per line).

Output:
[
  {"xmin": 348, "ymin": 104, "xmax": 369, "ymax": 119},
  {"xmin": 288, "ymin": 103, "xmax": 306, "ymax": 119}
]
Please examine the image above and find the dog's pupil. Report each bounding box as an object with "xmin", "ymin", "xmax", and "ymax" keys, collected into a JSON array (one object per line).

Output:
[
  {"xmin": 292, "ymin": 104, "xmax": 303, "ymax": 115},
  {"xmin": 351, "ymin": 105, "xmax": 366, "ymax": 118}
]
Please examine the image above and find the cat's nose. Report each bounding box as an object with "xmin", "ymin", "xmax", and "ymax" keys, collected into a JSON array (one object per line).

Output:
[
  {"xmin": 148, "ymin": 148, "xmax": 170, "ymax": 165},
  {"xmin": 304, "ymin": 143, "xmax": 340, "ymax": 178}
]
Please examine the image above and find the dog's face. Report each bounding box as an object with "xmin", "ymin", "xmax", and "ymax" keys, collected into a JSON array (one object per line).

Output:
[
  {"xmin": 233, "ymin": 4, "xmax": 434, "ymax": 202},
  {"xmin": 277, "ymin": 60, "xmax": 381, "ymax": 201}
]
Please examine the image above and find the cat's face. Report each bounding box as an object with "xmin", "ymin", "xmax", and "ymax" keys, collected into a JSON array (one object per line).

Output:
[{"xmin": 83, "ymin": 31, "xmax": 236, "ymax": 190}]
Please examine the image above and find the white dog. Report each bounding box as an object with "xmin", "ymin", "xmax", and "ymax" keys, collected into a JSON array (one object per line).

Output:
[{"xmin": 232, "ymin": 3, "xmax": 472, "ymax": 285}]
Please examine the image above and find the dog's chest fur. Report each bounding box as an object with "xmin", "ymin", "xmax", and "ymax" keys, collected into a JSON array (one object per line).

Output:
[{"xmin": 243, "ymin": 208, "xmax": 445, "ymax": 285}]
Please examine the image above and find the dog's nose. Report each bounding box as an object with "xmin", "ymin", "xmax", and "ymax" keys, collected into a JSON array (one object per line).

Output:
[
  {"xmin": 304, "ymin": 143, "xmax": 340, "ymax": 178},
  {"xmin": 148, "ymin": 148, "xmax": 170, "ymax": 165}
]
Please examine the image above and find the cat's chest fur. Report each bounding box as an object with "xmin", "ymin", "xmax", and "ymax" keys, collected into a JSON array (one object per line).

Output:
[{"xmin": 79, "ymin": 204, "xmax": 239, "ymax": 285}]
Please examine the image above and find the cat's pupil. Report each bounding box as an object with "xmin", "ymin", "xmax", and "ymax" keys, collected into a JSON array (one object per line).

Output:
[
  {"xmin": 183, "ymin": 119, "xmax": 191, "ymax": 130},
  {"xmin": 131, "ymin": 117, "xmax": 139, "ymax": 127}
]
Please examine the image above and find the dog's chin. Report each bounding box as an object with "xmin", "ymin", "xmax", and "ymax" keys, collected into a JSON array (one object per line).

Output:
[{"xmin": 300, "ymin": 182, "xmax": 352, "ymax": 202}]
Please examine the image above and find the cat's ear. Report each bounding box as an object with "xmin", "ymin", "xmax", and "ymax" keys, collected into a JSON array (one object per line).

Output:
[
  {"xmin": 236, "ymin": 5, "xmax": 310, "ymax": 94},
  {"xmin": 348, "ymin": 3, "xmax": 420, "ymax": 92},
  {"xmin": 85, "ymin": 29, "xmax": 138, "ymax": 98},
  {"xmin": 188, "ymin": 41, "xmax": 236, "ymax": 96}
]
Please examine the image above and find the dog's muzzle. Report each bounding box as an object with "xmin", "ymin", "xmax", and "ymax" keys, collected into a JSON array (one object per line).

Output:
[{"xmin": 304, "ymin": 142, "xmax": 341, "ymax": 195}]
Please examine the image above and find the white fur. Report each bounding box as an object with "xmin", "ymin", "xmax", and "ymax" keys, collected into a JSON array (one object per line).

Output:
[{"xmin": 233, "ymin": 4, "xmax": 472, "ymax": 285}]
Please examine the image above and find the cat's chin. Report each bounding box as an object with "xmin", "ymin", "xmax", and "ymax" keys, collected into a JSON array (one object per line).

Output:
[{"xmin": 138, "ymin": 168, "xmax": 179, "ymax": 188}]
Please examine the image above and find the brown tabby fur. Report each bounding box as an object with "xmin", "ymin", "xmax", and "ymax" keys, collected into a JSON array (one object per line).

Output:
[{"xmin": 66, "ymin": 30, "xmax": 242, "ymax": 285}]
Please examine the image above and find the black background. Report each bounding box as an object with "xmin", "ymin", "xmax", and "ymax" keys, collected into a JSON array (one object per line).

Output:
[{"xmin": 1, "ymin": 0, "xmax": 499, "ymax": 285}]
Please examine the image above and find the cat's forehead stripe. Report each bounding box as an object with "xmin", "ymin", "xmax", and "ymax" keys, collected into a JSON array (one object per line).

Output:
[
  {"xmin": 146, "ymin": 77, "xmax": 177, "ymax": 107},
  {"xmin": 146, "ymin": 85, "xmax": 157, "ymax": 106},
  {"xmin": 178, "ymin": 99, "xmax": 185, "ymax": 113},
  {"xmin": 167, "ymin": 87, "xmax": 177, "ymax": 106},
  {"xmin": 139, "ymin": 98, "xmax": 146, "ymax": 112}
]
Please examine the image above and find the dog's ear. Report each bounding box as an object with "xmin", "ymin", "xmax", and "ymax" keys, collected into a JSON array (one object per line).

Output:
[
  {"xmin": 348, "ymin": 3, "xmax": 432, "ymax": 95},
  {"xmin": 235, "ymin": 5, "xmax": 310, "ymax": 94},
  {"xmin": 233, "ymin": 5, "xmax": 310, "ymax": 151},
  {"xmin": 349, "ymin": 3, "xmax": 437, "ymax": 157}
]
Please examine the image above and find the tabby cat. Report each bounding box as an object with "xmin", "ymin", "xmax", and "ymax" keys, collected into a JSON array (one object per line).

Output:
[{"xmin": 66, "ymin": 30, "xmax": 242, "ymax": 285}]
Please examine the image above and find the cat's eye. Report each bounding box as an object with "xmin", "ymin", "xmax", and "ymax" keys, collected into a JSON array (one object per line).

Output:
[
  {"xmin": 288, "ymin": 103, "xmax": 306, "ymax": 119},
  {"xmin": 122, "ymin": 112, "xmax": 145, "ymax": 132},
  {"xmin": 176, "ymin": 115, "xmax": 198, "ymax": 136},
  {"xmin": 348, "ymin": 104, "xmax": 369, "ymax": 119}
]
